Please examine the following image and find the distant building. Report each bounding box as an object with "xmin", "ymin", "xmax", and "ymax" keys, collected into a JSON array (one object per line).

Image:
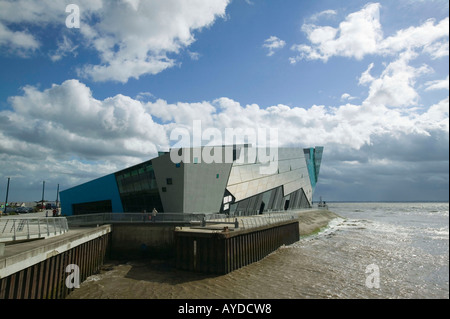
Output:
[{"xmin": 60, "ymin": 145, "xmax": 323, "ymax": 216}]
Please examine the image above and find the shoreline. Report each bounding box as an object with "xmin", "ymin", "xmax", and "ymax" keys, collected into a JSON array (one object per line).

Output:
[{"xmin": 295, "ymin": 209, "xmax": 342, "ymax": 237}]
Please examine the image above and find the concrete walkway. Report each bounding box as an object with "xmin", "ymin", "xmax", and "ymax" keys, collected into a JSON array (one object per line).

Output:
[{"xmin": 0, "ymin": 224, "xmax": 111, "ymax": 279}]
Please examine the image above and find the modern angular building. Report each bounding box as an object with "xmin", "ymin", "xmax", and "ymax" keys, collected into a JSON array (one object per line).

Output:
[{"xmin": 60, "ymin": 145, "xmax": 323, "ymax": 216}]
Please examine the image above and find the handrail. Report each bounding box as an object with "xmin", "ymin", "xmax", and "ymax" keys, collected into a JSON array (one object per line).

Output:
[
  {"xmin": 0, "ymin": 217, "xmax": 69, "ymax": 243},
  {"xmin": 65, "ymin": 212, "xmax": 208, "ymax": 227},
  {"xmin": 193, "ymin": 211, "xmax": 299, "ymax": 230},
  {"xmin": 64, "ymin": 211, "xmax": 299, "ymax": 229}
]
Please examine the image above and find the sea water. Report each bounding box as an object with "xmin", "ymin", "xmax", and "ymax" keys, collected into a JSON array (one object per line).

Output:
[{"xmin": 67, "ymin": 202, "xmax": 449, "ymax": 299}]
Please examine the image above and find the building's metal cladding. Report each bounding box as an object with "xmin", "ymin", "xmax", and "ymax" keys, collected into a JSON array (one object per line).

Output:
[{"xmin": 60, "ymin": 145, "xmax": 324, "ymax": 216}]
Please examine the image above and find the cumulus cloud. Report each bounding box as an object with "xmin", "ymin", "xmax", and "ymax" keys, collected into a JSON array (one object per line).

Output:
[
  {"xmin": 2, "ymin": 76, "xmax": 447, "ymax": 160},
  {"xmin": 378, "ymin": 17, "xmax": 449, "ymax": 56},
  {"xmin": 0, "ymin": 1, "xmax": 448, "ymax": 201},
  {"xmin": 263, "ymin": 36, "xmax": 286, "ymax": 56},
  {"xmin": 290, "ymin": 3, "xmax": 449, "ymax": 63},
  {"xmin": 0, "ymin": 22, "xmax": 40, "ymax": 55},
  {"xmin": 291, "ymin": 3, "xmax": 383, "ymax": 62},
  {"xmin": 78, "ymin": 0, "xmax": 230, "ymax": 82},
  {"xmin": 361, "ymin": 51, "xmax": 433, "ymax": 108},
  {"xmin": 0, "ymin": 0, "xmax": 101, "ymax": 55},
  {"xmin": 0, "ymin": 73, "xmax": 448, "ymax": 200},
  {"xmin": 0, "ymin": 0, "xmax": 230, "ymax": 82},
  {"xmin": 2, "ymin": 79, "xmax": 169, "ymax": 163}
]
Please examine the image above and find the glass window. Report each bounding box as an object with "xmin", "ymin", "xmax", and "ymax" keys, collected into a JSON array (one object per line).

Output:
[{"xmin": 166, "ymin": 178, "xmax": 173, "ymax": 185}]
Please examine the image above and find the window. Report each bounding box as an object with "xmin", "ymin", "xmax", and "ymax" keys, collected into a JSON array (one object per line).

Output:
[
  {"xmin": 166, "ymin": 178, "xmax": 173, "ymax": 185},
  {"xmin": 162, "ymin": 187, "xmax": 167, "ymax": 192}
]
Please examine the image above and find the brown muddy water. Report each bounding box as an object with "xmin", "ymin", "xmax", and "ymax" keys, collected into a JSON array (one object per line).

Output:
[{"xmin": 67, "ymin": 202, "xmax": 449, "ymax": 299}]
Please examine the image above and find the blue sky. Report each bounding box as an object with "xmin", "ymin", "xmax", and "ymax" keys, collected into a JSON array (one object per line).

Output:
[{"xmin": 0, "ymin": 0, "xmax": 448, "ymax": 203}]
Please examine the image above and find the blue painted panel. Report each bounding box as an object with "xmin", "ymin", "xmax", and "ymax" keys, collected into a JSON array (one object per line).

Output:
[{"xmin": 60, "ymin": 174, "xmax": 123, "ymax": 215}]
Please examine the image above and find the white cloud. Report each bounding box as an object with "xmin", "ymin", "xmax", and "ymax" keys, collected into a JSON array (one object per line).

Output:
[
  {"xmin": 188, "ymin": 51, "xmax": 201, "ymax": 60},
  {"xmin": 361, "ymin": 51, "xmax": 433, "ymax": 108},
  {"xmin": 0, "ymin": 0, "xmax": 102, "ymax": 55},
  {"xmin": 359, "ymin": 63, "xmax": 375, "ymax": 85},
  {"xmin": 0, "ymin": 22, "xmax": 40, "ymax": 55},
  {"xmin": 417, "ymin": 97, "xmax": 449, "ymax": 132},
  {"xmin": 135, "ymin": 92, "xmax": 155, "ymax": 101},
  {"xmin": 425, "ymin": 75, "xmax": 449, "ymax": 91},
  {"xmin": 2, "ymin": 74, "xmax": 446, "ymax": 170},
  {"xmin": 341, "ymin": 93, "xmax": 357, "ymax": 101},
  {"xmin": 49, "ymin": 35, "xmax": 79, "ymax": 62},
  {"xmin": 378, "ymin": 17, "xmax": 449, "ymax": 56},
  {"xmin": 290, "ymin": 3, "xmax": 449, "ymax": 62},
  {"xmin": 3, "ymin": 79, "xmax": 169, "ymax": 161},
  {"xmin": 0, "ymin": 0, "xmax": 230, "ymax": 82},
  {"xmin": 423, "ymin": 40, "xmax": 449, "ymax": 59},
  {"xmin": 263, "ymin": 36, "xmax": 286, "ymax": 56},
  {"xmin": 310, "ymin": 9, "xmax": 337, "ymax": 22},
  {"xmin": 0, "ymin": 74, "xmax": 448, "ymax": 200},
  {"xmin": 77, "ymin": 0, "xmax": 230, "ymax": 82},
  {"xmin": 291, "ymin": 3, "xmax": 383, "ymax": 62}
]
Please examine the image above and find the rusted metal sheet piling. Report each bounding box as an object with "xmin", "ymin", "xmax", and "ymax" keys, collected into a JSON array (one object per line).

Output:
[{"xmin": 175, "ymin": 220, "xmax": 299, "ymax": 275}]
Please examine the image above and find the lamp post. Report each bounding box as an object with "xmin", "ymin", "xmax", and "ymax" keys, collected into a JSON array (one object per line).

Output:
[
  {"xmin": 41, "ymin": 180, "xmax": 45, "ymax": 211},
  {"xmin": 3, "ymin": 177, "xmax": 10, "ymax": 215},
  {"xmin": 55, "ymin": 183, "xmax": 59, "ymax": 208}
]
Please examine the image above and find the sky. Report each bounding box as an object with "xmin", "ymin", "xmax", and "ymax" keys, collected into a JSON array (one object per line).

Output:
[{"xmin": 0, "ymin": 0, "xmax": 448, "ymax": 203}]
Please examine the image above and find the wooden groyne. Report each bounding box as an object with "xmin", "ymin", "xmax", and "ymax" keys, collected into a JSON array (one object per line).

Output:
[{"xmin": 175, "ymin": 220, "xmax": 299, "ymax": 275}]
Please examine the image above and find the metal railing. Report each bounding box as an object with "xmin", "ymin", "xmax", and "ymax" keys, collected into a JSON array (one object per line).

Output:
[
  {"xmin": 0, "ymin": 217, "xmax": 69, "ymax": 243},
  {"xmin": 65, "ymin": 212, "xmax": 210, "ymax": 227},
  {"xmin": 64, "ymin": 211, "xmax": 303, "ymax": 230},
  {"xmin": 207, "ymin": 212, "xmax": 298, "ymax": 230}
]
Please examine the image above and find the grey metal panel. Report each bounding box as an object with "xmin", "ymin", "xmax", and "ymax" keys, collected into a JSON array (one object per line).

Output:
[
  {"xmin": 177, "ymin": 146, "xmax": 234, "ymax": 213},
  {"xmin": 183, "ymin": 160, "xmax": 233, "ymax": 213},
  {"xmin": 151, "ymin": 152, "xmax": 185, "ymax": 213},
  {"xmin": 227, "ymin": 146, "xmax": 312, "ymax": 202},
  {"xmin": 153, "ymin": 146, "xmax": 233, "ymax": 213},
  {"xmin": 268, "ymin": 187, "xmax": 278, "ymax": 209}
]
